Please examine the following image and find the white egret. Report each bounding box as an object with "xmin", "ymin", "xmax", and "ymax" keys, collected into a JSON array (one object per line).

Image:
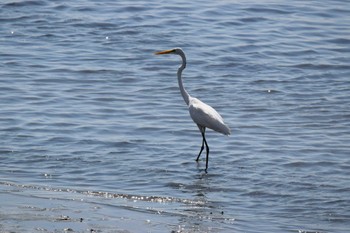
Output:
[{"xmin": 155, "ymin": 48, "xmax": 231, "ymax": 172}]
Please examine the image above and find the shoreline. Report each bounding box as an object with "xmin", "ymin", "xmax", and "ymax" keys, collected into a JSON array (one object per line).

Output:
[{"xmin": 0, "ymin": 182, "xmax": 234, "ymax": 233}]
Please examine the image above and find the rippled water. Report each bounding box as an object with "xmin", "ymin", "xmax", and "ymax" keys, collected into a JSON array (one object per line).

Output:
[{"xmin": 1, "ymin": 0, "xmax": 350, "ymax": 232}]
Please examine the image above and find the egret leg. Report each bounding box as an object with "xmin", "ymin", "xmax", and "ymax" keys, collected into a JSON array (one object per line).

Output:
[
  {"xmin": 196, "ymin": 127, "xmax": 206, "ymax": 161},
  {"xmin": 196, "ymin": 138, "xmax": 205, "ymax": 161},
  {"xmin": 196, "ymin": 128, "xmax": 210, "ymax": 172},
  {"xmin": 203, "ymin": 133, "xmax": 210, "ymax": 173}
]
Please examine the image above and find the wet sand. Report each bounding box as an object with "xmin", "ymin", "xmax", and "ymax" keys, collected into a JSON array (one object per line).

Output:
[
  {"xmin": 1, "ymin": 182, "xmax": 233, "ymax": 233},
  {"xmin": 0, "ymin": 185, "xmax": 175, "ymax": 233}
]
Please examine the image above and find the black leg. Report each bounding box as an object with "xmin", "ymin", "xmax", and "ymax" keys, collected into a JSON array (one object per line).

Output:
[
  {"xmin": 196, "ymin": 137, "xmax": 205, "ymax": 161},
  {"xmin": 196, "ymin": 127, "xmax": 210, "ymax": 172},
  {"xmin": 203, "ymin": 133, "xmax": 209, "ymax": 173},
  {"xmin": 196, "ymin": 127, "xmax": 206, "ymax": 161}
]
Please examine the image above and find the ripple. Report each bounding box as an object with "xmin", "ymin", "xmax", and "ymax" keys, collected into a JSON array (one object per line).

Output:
[
  {"xmin": 0, "ymin": 181, "xmax": 205, "ymax": 206},
  {"xmin": 2, "ymin": 0, "xmax": 47, "ymax": 8}
]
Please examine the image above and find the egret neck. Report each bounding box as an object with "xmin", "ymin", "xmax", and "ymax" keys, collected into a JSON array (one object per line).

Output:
[{"xmin": 176, "ymin": 50, "xmax": 190, "ymax": 106}]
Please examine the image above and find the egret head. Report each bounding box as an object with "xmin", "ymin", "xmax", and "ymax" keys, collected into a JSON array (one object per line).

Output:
[{"xmin": 155, "ymin": 48, "xmax": 186, "ymax": 67}]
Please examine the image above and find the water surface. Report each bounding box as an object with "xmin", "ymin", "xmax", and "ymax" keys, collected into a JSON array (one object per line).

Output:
[{"xmin": 1, "ymin": 0, "xmax": 350, "ymax": 232}]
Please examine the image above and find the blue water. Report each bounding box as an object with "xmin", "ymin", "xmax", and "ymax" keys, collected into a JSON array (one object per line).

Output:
[{"xmin": 1, "ymin": 0, "xmax": 350, "ymax": 232}]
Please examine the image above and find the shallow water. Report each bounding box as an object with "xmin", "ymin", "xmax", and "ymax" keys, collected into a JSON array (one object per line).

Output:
[{"xmin": 1, "ymin": 0, "xmax": 350, "ymax": 232}]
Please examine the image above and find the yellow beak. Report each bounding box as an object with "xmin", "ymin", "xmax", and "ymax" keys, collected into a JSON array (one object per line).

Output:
[{"xmin": 154, "ymin": 49, "xmax": 175, "ymax": 55}]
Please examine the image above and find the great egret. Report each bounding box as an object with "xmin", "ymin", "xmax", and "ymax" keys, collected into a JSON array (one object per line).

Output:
[{"xmin": 155, "ymin": 48, "xmax": 231, "ymax": 172}]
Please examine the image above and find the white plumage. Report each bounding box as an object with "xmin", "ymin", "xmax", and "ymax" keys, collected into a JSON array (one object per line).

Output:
[
  {"xmin": 155, "ymin": 48, "xmax": 230, "ymax": 172},
  {"xmin": 189, "ymin": 97, "xmax": 230, "ymax": 136}
]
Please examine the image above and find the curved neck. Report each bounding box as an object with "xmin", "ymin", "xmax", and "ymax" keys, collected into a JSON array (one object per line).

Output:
[{"xmin": 177, "ymin": 52, "xmax": 190, "ymax": 105}]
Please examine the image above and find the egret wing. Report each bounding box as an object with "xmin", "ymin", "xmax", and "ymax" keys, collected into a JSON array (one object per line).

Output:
[{"xmin": 189, "ymin": 98, "xmax": 230, "ymax": 135}]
